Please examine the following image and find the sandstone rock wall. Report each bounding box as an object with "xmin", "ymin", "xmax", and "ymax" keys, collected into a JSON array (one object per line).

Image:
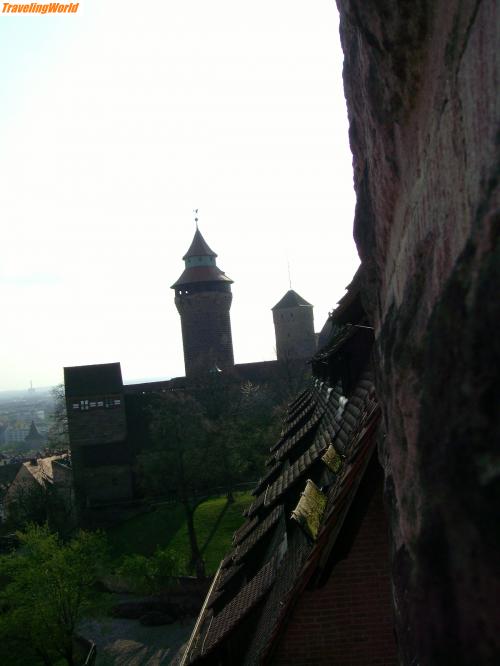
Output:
[{"xmin": 335, "ymin": 1, "xmax": 499, "ymax": 663}]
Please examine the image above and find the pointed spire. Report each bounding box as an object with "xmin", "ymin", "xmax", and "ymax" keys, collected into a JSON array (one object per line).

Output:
[
  {"xmin": 172, "ymin": 226, "xmax": 233, "ymax": 289},
  {"xmin": 182, "ymin": 227, "xmax": 218, "ymax": 260}
]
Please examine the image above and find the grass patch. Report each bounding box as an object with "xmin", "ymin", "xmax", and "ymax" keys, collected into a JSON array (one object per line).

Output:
[
  {"xmin": 107, "ymin": 502, "xmax": 186, "ymax": 559},
  {"xmin": 168, "ymin": 493, "xmax": 253, "ymax": 574},
  {"xmin": 106, "ymin": 492, "xmax": 253, "ymax": 575}
]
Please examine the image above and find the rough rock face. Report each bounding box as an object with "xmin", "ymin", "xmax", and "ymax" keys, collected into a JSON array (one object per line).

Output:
[{"xmin": 335, "ymin": 1, "xmax": 499, "ymax": 663}]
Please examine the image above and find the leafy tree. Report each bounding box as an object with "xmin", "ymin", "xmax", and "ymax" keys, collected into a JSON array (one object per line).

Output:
[
  {"xmin": 0, "ymin": 525, "xmax": 108, "ymax": 666},
  {"xmin": 197, "ymin": 376, "xmax": 282, "ymax": 501},
  {"xmin": 5, "ymin": 466, "xmax": 75, "ymax": 539},
  {"xmin": 148, "ymin": 392, "xmax": 211, "ymax": 579},
  {"xmin": 115, "ymin": 547, "xmax": 182, "ymax": 594}
]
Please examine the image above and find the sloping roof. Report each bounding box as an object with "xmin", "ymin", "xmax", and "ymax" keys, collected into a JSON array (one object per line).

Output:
[
  {"xmin": 188, "ymin": 555, "xmax": 279, "ymax": 662},
  {"xmin": 181, "ymin": 270, "xmax": 382, "ymax": 666},
  {"xmin": 171, "ymin": 265, "xmax": 233, "ymax": 289},
  {"xmin": 22, "ymin": 456, "xmax": 64, "ymax": 485},
  {"xmin": 64, "ymin": 362, "xmax": 123, "ymax": 398},
  {"xmin": 182, "ymin": 228, "xmax": 217, "ymax": 260},
  {"xmin": 271, "ymin": 289, "xmax": 313, "ymax": 311},
  {"xmin": 24, "ymin": 420, "xmax": 44, "ymax": 443},
  {"xmin": 0, "ymin": 463, "xmax": 23, "ymax": 498}
]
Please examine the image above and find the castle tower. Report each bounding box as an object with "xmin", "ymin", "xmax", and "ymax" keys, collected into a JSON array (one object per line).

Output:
[
  {"xmin": 172, "ymin": 228, "xmax": 234, "ymax": 377},
  {"xmin": 64, "ymin": 362, "xmax": 133, "ymax": 511},
  {"xmin": 272, "ymin": 289, "xmax": 316, "ymax": 361}
]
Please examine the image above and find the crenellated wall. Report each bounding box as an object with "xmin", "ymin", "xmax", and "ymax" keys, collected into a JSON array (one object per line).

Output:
[{"xmin": 335, "ymin": 1, "xmax": 499, "ymax": 663}]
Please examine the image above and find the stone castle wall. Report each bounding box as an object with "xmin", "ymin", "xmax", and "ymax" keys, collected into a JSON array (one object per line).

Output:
[
  {"xmin": 336, "ymin": 1, "xmax": 500, "ymax": 663},
  {"xmin": 273, "ymin": 306, "xmax": 316, "ymax": 361},
  {"xmin": 176, "ymin": 290, "xmax": 234, "ymax": 376}
]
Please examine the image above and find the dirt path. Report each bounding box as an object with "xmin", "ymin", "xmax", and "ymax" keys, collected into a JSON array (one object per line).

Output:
[{"xmin": 81, "ymin": 617, "xmax": 195, "ymax": 666}]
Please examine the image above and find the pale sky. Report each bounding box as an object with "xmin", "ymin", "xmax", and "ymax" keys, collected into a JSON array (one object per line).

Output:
[{"xmin": 0, "ymin": 0, "xmax": 359, "ymax": 391}]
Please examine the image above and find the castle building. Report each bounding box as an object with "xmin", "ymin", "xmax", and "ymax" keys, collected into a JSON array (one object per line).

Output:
[
  {"xmin": 64, "ymin": 362, "xmax": 133, "ymax": 512},
  {"xmin": 272, "ymin": 289, "xmax": 317, "ymax": 361},
  {"xmin": 172, "ymin": 228, "xmax": 235, "ymax": 377}
]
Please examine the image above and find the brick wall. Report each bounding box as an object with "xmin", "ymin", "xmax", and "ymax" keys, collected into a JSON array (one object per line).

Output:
[{"xmin": 271, "ymin": 478, "xmax": 397, "ymax": 665}]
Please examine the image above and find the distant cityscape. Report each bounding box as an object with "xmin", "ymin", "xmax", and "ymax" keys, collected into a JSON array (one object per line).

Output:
[{"xmin": 0, "ymin": 386, "xmax": 54, "ymax": 458}]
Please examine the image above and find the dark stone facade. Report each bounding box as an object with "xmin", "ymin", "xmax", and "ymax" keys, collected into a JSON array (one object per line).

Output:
[
  {"xmin": 175, "ymin": 289, "xmax": 234, "ymax": 376},
  {"xmin": 64, "ymin": 363, "xmax": 133, "ymax": 513}
]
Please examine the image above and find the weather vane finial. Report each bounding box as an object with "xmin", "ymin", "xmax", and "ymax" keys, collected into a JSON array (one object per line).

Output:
[{"xmin": 193, "ymin": 208, "xmax": 199, "ymax": 229}]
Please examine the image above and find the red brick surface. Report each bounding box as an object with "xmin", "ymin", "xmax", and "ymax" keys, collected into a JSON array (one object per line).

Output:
[{"xmin": 271, "ymin": 483, "xmax": 397, "ymax": 665}]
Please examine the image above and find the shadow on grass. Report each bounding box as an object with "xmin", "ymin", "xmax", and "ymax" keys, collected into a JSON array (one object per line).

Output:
[
  {"xmin": 107, "ymin": 502, "xmax": 187, "ymax": 559},
  {"xmin": 199, "ymin": 498, "xmax": 230, "ymax": 556}
]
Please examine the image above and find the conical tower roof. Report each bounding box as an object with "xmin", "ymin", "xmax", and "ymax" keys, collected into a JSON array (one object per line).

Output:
[
  {"xmin": 272, "ymin": 289, "xmax": 312, "ymax": 310},
  {"xmin": 172, "ymin": 227, "xmax": 233, "ymax": 289},
  {"xmin": 182, "ymin": 228, "xmax": 217, "ymax": 260}
]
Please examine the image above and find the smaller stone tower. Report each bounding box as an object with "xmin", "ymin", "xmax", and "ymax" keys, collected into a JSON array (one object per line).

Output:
[
  {"xmin": 172, "ymin": 228, "xmax": 234, "ymax": 377},
  {"xmin": 272, "ymin": 289, "xmax": 316, "ymax": 361}
]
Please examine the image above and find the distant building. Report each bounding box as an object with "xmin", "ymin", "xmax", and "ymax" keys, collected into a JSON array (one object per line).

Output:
[
  {"xmin": 64, "ymin": 362, "xmax": 133, "ymax": 513},
  {"xmin": 272, "ymin": 289, "xmax": 316, "ymax": 361},
  {"xmin": 24, "ymin": 420, "xmax": 45, "ymax": 449},
  {"xmin": 0, "ymin": 455, "xmax": 74, "ymax": 526},
  {"xmin": 5, "ymin": 426, "xmax": 30, "ymax": 444},
  {"xmin": 172, "ymin": 227, "xmax": 235, "ymax": 377}
]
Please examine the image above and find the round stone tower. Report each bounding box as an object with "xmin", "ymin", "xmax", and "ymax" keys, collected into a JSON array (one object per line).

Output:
[
  {"xmin": 171, "ymin": 228, "xmax": 234, "ymax": 377},
  {"xmin": 272, "ymin": 289, "xmax": 316, "ymax": 361}
]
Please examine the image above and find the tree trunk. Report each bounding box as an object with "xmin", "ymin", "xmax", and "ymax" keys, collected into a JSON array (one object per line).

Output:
[{"xmin": 184, "ymin": 502, "xmax": 206, "ymax": 579}]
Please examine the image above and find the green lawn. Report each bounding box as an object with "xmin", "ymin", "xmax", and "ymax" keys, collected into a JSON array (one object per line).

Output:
[{"xmin": 106, "ymin": 492, "xmax": 253, "ymax": 575}]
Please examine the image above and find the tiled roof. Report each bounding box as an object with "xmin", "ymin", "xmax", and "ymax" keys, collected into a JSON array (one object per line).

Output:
[
  {"xmin": 286, "ymin": 388, "xmax": 310, "ymax": 415},
  {"xmin": 279, "ymin": 400, "xmax": 317, "ymax": 441},
  {"xmin": 234, "ymin": 505, "xmax": 284, "ymax": 564},
  {"xmin": 182, "ymin": 228, "xmax": 217, "ymax": 260},
  {"xmin": 171, "ymin": 265, "xmax": 233, "ymax": 288},
  {"xmin": 252, "ymin": 461, "xmax": 282, "ymax": 496},
  {"xmin": 232, "ymin": 515, "xmax": 259, "ymax": 545},
  {"xmin": 200, "ymin": 555, "xmax": 278, "ymax": 657},
  {"xmin": 264, "ymin": 439, "xmax": 327, "ymax": 508},
  {"xmin": 272, "ymin": 290, "xmax": 313, "ymax": 310},
  {"xmin": 244, "ymin": 486, "xmax": 266, "ymax": 518},
  {"xmin": 272, "ymin": 411, "xmax": 323, "ymax": 463}
]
